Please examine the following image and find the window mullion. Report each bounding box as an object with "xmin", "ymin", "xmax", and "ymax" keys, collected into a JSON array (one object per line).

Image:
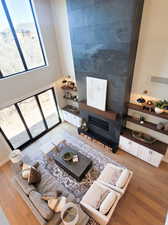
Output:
[{"xmin": 1, "ymin": 0, "xmax": 28, "ymax": 71}]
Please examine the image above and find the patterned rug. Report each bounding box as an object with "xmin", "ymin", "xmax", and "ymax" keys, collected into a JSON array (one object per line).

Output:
[{"xmin": 39, "ymin": 134, "xmax": 123, "ymax": 225}]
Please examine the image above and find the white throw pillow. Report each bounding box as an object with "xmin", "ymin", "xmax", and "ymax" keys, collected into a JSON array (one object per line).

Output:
[
  {"xmin": 22, "ymin": 164, "xmax": 31, "ymax": 179},
  {"xmin": 54, "ymin": 197, "xmax": 67, "ymax": 213},
  {"xmin": 99, "ymin": 192, "xmax": 117, "ymax": 215},
  {"xmin": 116, "ymin": 169, "xmax": 130, "ymax": 188}
]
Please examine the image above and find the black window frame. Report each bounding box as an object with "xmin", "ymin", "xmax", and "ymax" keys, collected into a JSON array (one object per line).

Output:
[
  {"xmin": 0, "ymin": 0, "xmax": 47, "ymax": 79},
  {"xmin": 0, "ymin": 88, "xmax": 61, "ymax": 150}
]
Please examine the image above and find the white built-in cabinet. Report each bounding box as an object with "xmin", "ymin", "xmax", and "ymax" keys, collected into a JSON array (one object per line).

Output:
[
  {"xmin": 62, "ymin": 110, "xmax": 82, "ymax": 128},
  {"xmin": 119, "ymin": 136, "xmax": 163, "ymax": 167}
]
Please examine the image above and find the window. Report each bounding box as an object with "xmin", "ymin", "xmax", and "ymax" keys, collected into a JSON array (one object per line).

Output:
[
  {"xmin": 0, "ymin": 0, "xmax": 46, "ymax": 78},
  {"xmin": 0, "ymin": 88, "xmax": 61, "ymax": 149}
]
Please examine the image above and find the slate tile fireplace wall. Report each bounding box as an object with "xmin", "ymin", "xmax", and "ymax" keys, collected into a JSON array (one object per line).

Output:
[{"xmin": 66, "ymin": 0, "xmax": 144, "ymax": 144}]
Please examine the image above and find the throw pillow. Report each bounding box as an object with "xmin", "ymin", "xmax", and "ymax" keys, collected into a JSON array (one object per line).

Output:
[
  {"xmin": 22, "ymin": 163, "xmax": 31, "ymax": 179},
  {"xmin": 99, "ymin": 192, "xmax": 117, "ymax": 215},
  {"xmin": 48, "ymin": 198, "xmax": 58, "ymax": 211},
  {"xmin": 54, "ymin": 196, "xmax": 67, "ymax": 213},
  {"xmin": 116, "ymin": 169, "xmax": 130, "ymax": 188},
  {"xmin": 95, "ymin": 190, "xmax": 109, "ymax": 210},
  {"xmin": 28, "ymin": 167, "xmax": 41, "ymax": 185}
]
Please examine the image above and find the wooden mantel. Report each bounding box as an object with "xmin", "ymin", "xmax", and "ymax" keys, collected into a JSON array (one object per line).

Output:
[{"xmin": 79, "ymin": 101, "xmax": 118, "ymax": 121}]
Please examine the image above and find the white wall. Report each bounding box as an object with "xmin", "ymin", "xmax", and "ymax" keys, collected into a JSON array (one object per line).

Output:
[
  {"xmin": 0, "ymin": 0, "xmax": 62, "ymax": 166},
  {"xmin": 0, "ymin": 0, "xmax": 62, "ymax": 109},
  {"xmin": 131, "ymin": 0, "xmax": 168, "ymax": 100},
  {"xmin": 130, "ymin": 0, "xmax": 168, "ymax": 162},
  {"xmin": 51, "ymin": 0, "xmax": 75, "ymax": 81}
]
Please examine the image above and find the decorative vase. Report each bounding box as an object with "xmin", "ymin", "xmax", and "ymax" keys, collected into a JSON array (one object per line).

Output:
[
  {"xmin": 154, "ymin": 107, "xmax": 164, "ymax": 114},
  {"xmin": 61, "ymin": 202, "xmax": 79, "ymax": 225},
  {"xmin": 9, "ymin": 149, "xmax": 23, "ymax": 164}
]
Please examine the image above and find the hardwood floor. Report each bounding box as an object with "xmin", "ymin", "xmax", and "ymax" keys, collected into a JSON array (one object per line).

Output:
[{"xmin": 0, "ymin": 123, "xmax": 167, "ymax": 225}]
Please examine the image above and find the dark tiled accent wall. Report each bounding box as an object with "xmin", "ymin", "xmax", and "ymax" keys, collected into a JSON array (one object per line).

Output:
[{"xmin": 66, "ymin": 0, "xmax": 144, "ymax": 143}]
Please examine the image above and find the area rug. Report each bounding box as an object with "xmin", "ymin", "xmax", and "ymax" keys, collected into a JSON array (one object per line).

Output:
[
  {"xmin": 38, "ymin": 134, "xmax": 123, "ymax": 224},
  {"xmin": 40, "ymin": 134, "xmax": 123, "ymax": 202},
  {"xmin": 0, "ymin": 208, "xmax": 10, "ymax": 225}
]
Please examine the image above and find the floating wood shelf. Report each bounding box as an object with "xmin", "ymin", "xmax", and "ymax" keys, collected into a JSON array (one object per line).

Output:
[
  {"xmin": 121, "ymin": 128, "xmax": 167, "ymax": 155},
  {"xmin": 128, "ymin": 103, "xmax": 168, "ymax": 120},
  {"xmin": 127, "ymin": 115, "xmax": 168, "ymax": 136},
  {"xmin": 79, "ymin": 101, "xmax": 118, "ymax": 121}
]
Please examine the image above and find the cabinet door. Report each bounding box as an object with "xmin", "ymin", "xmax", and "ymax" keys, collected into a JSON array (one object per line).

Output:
[
  {"xmin": 62, "ymin": 111, "xmax": 68, "ymax": 121},
  {"xmin": 129, "ymin": 142, "xmax": 139, "ymax": 157},
  {"xmin": 63, "ymin": 111, "xmax": 71, "ymax": 123},
  {"xmin": 148, "ymin": 151, "xmax": 163, "ymax": 167},
  {"xmin": 137, "ymin": 145, "xmax": 150, "ymax": 162},
  {"xmin": 119, "ymin": 136, "xmax": 132, "ymax": 153}
]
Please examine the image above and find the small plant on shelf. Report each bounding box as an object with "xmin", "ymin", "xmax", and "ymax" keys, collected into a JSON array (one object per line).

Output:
[{"xmin": 154, "ymin": 100, "xmax": 168, "ymax": 114}]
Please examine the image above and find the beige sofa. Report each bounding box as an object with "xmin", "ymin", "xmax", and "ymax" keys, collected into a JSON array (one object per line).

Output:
[
  {"xmin": 81, "ymin": 181, "xmax": 121, "ymax": 225},
  {"xmin": 80, "ymin": 164, "xmax": 133, "ymax": 225},
  {"xmin": 97, "ymin": 163, "xmax": 133, "ymax": 194},
  {"xmin": 13, "ymin": 166, "xmax": 75, "ymax": 225}
]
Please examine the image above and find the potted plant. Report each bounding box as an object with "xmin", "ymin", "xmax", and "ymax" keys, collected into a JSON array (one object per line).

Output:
[
  {"xmin": 161, "ymin": 100, "xmax": 168, "ymax": 113},
  {"xmin": 154, "ymin": 100, "xmax": 165, "ymax": 114}
]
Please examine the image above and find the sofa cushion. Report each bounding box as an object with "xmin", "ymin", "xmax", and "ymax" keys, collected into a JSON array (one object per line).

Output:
[
  {"xmin": 37, "ymin": 167, "xmax": 69, "ymax": 197},
  {"xmin": 29, "ymin": 191, "xmax": 54, "ymax": 221},
  {"xmin": 82, "ymin": 182, "xmax": 109, "ymax": 209},
  {"xmin": 98, "ymin": 165, "xmax": 122, "ymax": 185},
  {"xmin": 14, "ymin": 173, "xmax": 36, "ymax": 195}
]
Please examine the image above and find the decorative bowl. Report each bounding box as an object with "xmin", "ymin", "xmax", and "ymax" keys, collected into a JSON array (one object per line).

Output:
[
  {"xmin": 154, "ymin": 107, "xmax": 164, "ymax": 114},
  {"xmin": 61, "ymin": 202, "xmax": 79, "ymax": 225},
  {"xmin": 62, "ymin": 152, "xmax": 74, "ymax": 161},
  {"xmin": 132, "ymin": 131, "xmax": 156, "ymax": 144},
  {"xmin": 136, "ymin": 97, "xmax": 146, "ymax": 106}
]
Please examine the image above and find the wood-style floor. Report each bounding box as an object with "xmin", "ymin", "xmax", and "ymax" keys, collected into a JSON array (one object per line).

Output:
[{"xmin": 0, "ymin": 123, "xmax": 168, "ymax": 225}]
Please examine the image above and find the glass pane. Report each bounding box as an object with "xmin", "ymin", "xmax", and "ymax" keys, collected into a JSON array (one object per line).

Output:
[
  {"xmin": 5, "ymin": 0, "xmax": 45, "ymax": 70},
  {"xmin": 0, "ymin": 2, "xmax": 25, "ymax": 76},
  {"xmin": 18, "ymin": 97, "xmax": 46, "ymax": 137},
  {"xmin": 0, "ymin": 105, "xmax": 30, "ymax": 148},
  {"xmin": 38, "ymin": 90, "xmax": 60, "ymax": 128}
]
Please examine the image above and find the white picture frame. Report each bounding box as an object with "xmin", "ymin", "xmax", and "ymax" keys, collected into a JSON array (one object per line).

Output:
[{"xmin": 86, "ymin": 77, "xmax": 107, "ymax": 111}]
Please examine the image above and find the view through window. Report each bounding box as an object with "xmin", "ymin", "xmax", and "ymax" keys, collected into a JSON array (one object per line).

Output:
[
  {"xmin": 0, "ymin": 0, "xmax": 46, "ymax": 78},
  {"xmin": 0, "ymin": 88, "xmax": 61, "ymax": 149}
]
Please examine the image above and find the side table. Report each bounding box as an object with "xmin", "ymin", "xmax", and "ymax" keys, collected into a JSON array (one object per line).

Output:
[{"xmin": 60, "ymin": 204, "xmax": 89, "ymax": 225}]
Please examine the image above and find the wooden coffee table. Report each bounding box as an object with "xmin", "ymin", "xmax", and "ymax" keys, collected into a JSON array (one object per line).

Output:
[{"xmin": 54, "ymin": 146, "xmax": 92, "ymax": 182}]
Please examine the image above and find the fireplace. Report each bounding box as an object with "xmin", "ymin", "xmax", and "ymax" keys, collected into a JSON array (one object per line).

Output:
[
  {"xmin": 78, "ymin": 102, "xmax": 120, "ymax": 153},
  {"xmin": 88, "ymin": 116, "xmax": 109, "ymax": 132}
]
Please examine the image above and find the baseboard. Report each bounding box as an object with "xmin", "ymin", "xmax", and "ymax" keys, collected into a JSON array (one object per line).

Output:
[{"xmin": 0, "ymin": 158, "xmax": 9, "ymax": 167}]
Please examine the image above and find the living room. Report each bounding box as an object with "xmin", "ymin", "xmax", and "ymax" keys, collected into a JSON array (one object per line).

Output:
[{"xmin": 0, "ymin": 0, "xmax": 168, "ymax": 225}]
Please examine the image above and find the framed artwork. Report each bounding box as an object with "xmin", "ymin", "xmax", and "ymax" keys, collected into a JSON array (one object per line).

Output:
[{"xmin": 87, "ymin": 77, "xmax": 107, "ymax": 111}]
